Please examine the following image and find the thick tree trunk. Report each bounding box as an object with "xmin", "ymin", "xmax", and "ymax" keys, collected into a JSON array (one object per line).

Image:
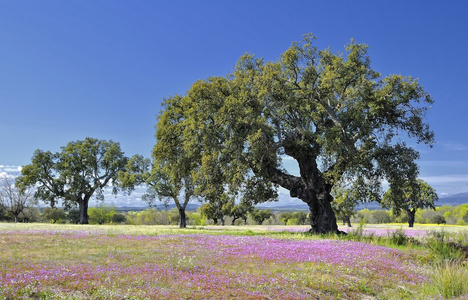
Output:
[
  {"xmin": 179, "ymin": 207, "xmax": 187, "ymax": 228},
  {"xmin": 346, "ymin": 216, "xmax": 352, "ymax": 227},
  {"xmin": 264, "ymin": 149, "xmax": 342, "ymax": 234},
  {"xmin": 221, "ymin": 217, "xmax": 225, "ymax": 226},
  {"xmin": 79, "ymin": 199, "xmax": 89, "ymax": 224},
  {"xmin": 407, "ymin": 209, "xmax": 415, "ymax": 228},
  {"xmin": 306, "ymin": 191, "xmax": 340, "ymax": 234}
]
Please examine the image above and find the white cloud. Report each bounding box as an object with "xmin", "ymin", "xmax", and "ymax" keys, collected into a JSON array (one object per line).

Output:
[{"xmin": 420, "ymin": 174, "xmax": 468, "ymax": 184}]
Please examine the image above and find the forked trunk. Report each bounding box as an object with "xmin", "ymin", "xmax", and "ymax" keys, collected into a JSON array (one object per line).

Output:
[
  {"xmin": 79, "ymin": 199, "xmax": 89, "ymax": 224},
  {"xmin": 179, "ymin": 208, "xmax": 187, "ymax": 228},
  {"xmin": 407, "ymin": 209, "xmax": 415, "ymax": 228}
]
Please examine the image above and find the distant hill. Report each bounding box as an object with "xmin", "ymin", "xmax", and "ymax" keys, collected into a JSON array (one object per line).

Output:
[
  {"xmin": 117, "ymin": 203, "xmax": 201, "ymax": 212},
  {"xmin": 436, "ymin": 192, "xmax": 468, "ymax": 206}
]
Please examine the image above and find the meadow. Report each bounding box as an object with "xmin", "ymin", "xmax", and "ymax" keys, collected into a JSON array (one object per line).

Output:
[{"xmin": 1, "ymin": 223, "xmax": 467, "ymax": 299}]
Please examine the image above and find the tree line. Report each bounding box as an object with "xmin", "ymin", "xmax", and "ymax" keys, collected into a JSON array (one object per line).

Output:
[
  {"xmin": 7, "ymin": 34, "xmax": 437, "ymax": 234},
  {"xmin": 3, "ymin": 202, "xmax": 468, "ymax": 227}
]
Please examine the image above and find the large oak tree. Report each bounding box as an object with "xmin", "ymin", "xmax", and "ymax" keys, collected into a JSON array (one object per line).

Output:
[
  {"xmin": 165, "ymin": 34, "xmax": 435, "ymax": 234},
  {"xmin": 16, "ymin": 138, "xmax": 130, "ymax": 224}
]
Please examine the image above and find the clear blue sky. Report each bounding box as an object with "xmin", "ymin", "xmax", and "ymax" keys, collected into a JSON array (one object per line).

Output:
[{"xmin": 1, "ymin": 1, "xmax": 467, "ymax": 198}]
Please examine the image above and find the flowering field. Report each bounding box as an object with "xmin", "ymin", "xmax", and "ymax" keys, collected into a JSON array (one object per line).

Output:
[{"xmin": 0, "ymin": 224, "xmax": 450, "ymax": 299}]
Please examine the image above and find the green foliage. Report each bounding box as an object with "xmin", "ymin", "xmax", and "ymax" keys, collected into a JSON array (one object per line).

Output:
[
  {"xmin": 154, "ymin": 33, "xmax": 434, "ymax": 233},
  {"xmin": 111, "ymin": 213, "xmax": 127, "ymax": 224},
  {"xmin": 425, "ymin": 231, "xmax": 465, "ymax": 263},
  {"xmin": 331, "ymin": 184, "xmax": 358, "ymax": 226},
  {"xmin": 249, "ymin": 208, "xmax": 273, "ymax": 225},
  {"xmin": 16, "ymin": 138, "xmax": 131, "ymax": 224},
  {"xmin": 125, "ymin": 208, "xmax": 182, "ymax": 226},
  {"xmin": 357, "ymin": 209, "xmax": 391, "ymax": 224},
  {"xmin": 42, "ymin": 207, "xmax": 66, "ymax": 224},
  {"xmin": 387, "ymin": 229, "xmax": 411, "ymax": 246},
  {"xmin": 67, "ymin": 209, "xmax": 81, "ymax": 224},
  {"xmin": 88, "ymin": 205, "xmax": 116, "ymax": 225},
  {"xmin": 382, "ymin": 179, "xmax": 438, "ymax": 227}
]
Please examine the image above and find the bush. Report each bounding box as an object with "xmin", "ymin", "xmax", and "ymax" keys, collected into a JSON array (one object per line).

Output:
[
  {"xmin": 67, "ymin": 209, "xmax": 80, "ymax": 224},
  {"xmin": 111, "ymin": 213, "xmax": 127, "ymax": 224},
  {"xmin": 369, "ymin": 210, "xmax": 391, "ymax": 224},
  {"xmin": 388, "ymin": 229, "xmax": 411, "ymax": 246},
  {"xmin": 88, "ymin": 205, "xmax": 115, "ymax": 225},
  {"xmin": 431, "ymin": 215, "xmax": 446, "ymax": 225}
]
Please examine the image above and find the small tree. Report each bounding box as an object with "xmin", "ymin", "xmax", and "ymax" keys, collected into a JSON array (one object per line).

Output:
[
  {"xmin": 331, "ymin": 185, "xmax": 359, "ymax": 227},
  {"xmin": 228, "ymin": 201, "xmax": 253, "ymax": 225},
  {"xmin": 43, "ymin": 207, "xmax": 66, "ymax": 223},
  {"xmin": 279, "ymin": 212, "xmax": 293, "ymax": 225},
  {"xmin": 382, "ymin": 179, "xmax": 438, "ymax": 227},
  {"xmin": 250, "ymin": 208, "xmax": 273, "ymax": 225},
  {"xmin": 199, "ymin": 202, "xmax": 225, "ymax": 225}
]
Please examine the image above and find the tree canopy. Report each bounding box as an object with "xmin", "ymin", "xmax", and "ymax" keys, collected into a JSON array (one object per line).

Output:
[
  {"xmin": 16, "ymin": 138, "xmax": 130, "ymax": 224},
  {"xmin": 382, "ymin": 179, "xmax": 438, "ymax": 227},
  {"xmin": 157, "ymin": 34, "xmax": 434, "ymax": 234}
]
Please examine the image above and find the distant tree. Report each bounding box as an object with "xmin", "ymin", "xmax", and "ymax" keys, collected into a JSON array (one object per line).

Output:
[
  {"xmin": 16, "ymin": 138, "xmax": 131, "ymax": 224},
  {"xmin": 19, "ymin": 207, "xmax": 41, "ymax": 223},
  {"xmin": 0, "ymin": 175, "xmax": 36, "ymax": 222},
  {"xmin": 118, "ymin": 97, "xmax": 198, "ymax": 228},
  {"xmin": 229, "ymin": 201, "xmax": 253, "ymax": 225},
  {"xmin": 250, "ymin": 208, "xmax": 273, "ymax": 225},
  {"xmin": 292, "ymin": 211, "xmax": 308, "ymax": 225},
  {"xmin": 331, "ymin": 185, "xmax": 359, "ymax": 227},
  {"xmin": 382, "ymin": 179, "xmax": 438, "ymax": 227},
  {"xmin": 43, "ymin": 207, "xmax": 66, "ymax": 223},
  {"xmin": 199, "ymin": 202, "xmax": 223, "ymax": 225},
  {"xmin": 279, "ymin": 212, "xmax": 293, "ymax": 225}
]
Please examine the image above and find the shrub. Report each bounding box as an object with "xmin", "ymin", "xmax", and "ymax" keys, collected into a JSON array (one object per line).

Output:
[
  {"xmin": 111, "ymin": 213, "xmax": 127, "ymax": 224},
  {"xmin": 67, "ymin": 209, "xmax": 81, "ymax": 224},
  {"xmin": 388, "ymin": 229, "xmax": 410, "ymax": 246},
  {"xmin": 369, "ymin": 210, "xmax": 391, "ymax": 224},
  {"xmin": 431, "ymin": 215, "xmax": 446, "ymax": 225}
]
